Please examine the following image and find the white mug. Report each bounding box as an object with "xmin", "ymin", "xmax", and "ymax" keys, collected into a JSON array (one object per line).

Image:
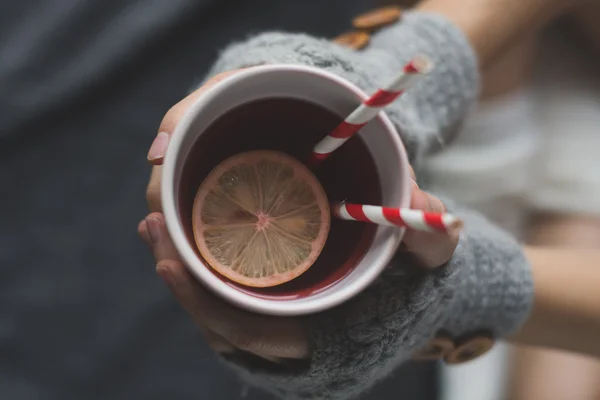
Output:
[{"xmin": 161, "ymin": 64, "xmax": 411, "ymax": 316}]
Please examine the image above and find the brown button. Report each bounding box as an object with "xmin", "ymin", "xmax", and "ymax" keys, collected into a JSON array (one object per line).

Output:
[
  {"xmin": 412, "ymin": 335, "xmax": 455, "ymax": 361},
  {"xmin": 352, "ymin": 6, "xmax": 402, "ymax": 31},
  {"xmin": 333, "ymin": 31, "xmax": 370, "ymax": 50},
  {"xmin": 444, "ymin": 335, "xmax": 495, "ymax": 365}
]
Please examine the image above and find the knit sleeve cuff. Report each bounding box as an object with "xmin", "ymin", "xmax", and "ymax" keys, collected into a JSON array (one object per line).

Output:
[
  {"xmin": 202, "ymin": 11, "xmax": 479, "ymax": 163},
  {"xmin": 223, "ymin": 254, "xmax": 462, "ymax": 400},
  {"xmin": 221, "ymin": 200, "xmax": 533, "ymax": 400},
  {"xmin": 439, "ymin": 198, "xmax": 534, "ymax": 339}
]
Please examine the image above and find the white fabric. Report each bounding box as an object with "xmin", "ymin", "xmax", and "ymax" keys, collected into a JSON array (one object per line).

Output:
[
  {"xmin": 428, "ymin": 32, "xmax": 600, "ymax": 400},
  {"xmin": 423, "ymin": 89, "xmax": 540, "ymax": 239},
  {"xmin": 530, "ymin": 33, "xmax": 600, "ymax": 217},
  {"xmin": 426, "ymin": 34, "xmax": 600, "ymax": 227},
  {"xmin": 440, "ymin": 343, "xmax": 512, "ymax": 400},
  {"xmin": 428, "ymin": 91, "xmax": 535, "ymax": 400}
]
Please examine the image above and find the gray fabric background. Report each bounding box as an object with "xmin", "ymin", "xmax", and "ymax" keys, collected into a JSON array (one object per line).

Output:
[{"xmin": 0, "ymin": 1, "xmax": 437, "ymax": 399}]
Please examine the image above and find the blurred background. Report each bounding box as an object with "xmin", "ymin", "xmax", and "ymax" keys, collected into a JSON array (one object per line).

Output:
[
  {"xmin": 1, "ymin": 1, "xmax": 437, "ymax": 399},
  {"xmin": 3, "ymin": 1, "xmax": 600, "ymax": 399}
]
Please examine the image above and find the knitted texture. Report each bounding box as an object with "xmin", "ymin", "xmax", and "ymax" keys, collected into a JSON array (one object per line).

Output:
[
  {"xmin": 204, "ymin": 12, "xmax": 534, "ymax": 400},
  {"xmin": 205, "ymin": 12, "xmax": 478, "ymax": 164}
]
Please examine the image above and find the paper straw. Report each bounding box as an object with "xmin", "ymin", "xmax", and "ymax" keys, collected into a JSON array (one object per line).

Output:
[
  {"xmin": 309, "ymin": 56, "xmax": 432, "ymax": 165},
  {"xmin": 332, "ymin": 202, "xmax": 463, "ymax": 234}
]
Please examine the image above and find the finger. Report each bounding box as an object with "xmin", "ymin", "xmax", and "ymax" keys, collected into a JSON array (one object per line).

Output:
[
  {"xmin": 145, "ymin": 70, "xmax": 242, "ymax": 214},
  {"xmin": 154, "ymin": 257, "xmax": 238, "ymax": 355},
  {"xmin": 410, "ymin": 179, "xmax": 446, "ymax": 215},
  {"xmin": 156, "ymin": 259, "xmax": 236, "ymax": 356},
  {"xmin": 160, "ymin": 261, "xmax": 310, "ymax": 360},
  {"xmin": 144, "ymin": 212, "xmax": 181, "ymax": 261},
  {"xmin": 138, "ymin": 219, "xmax": 151, "ymax": 246},
  {"xmin": 145, "ymin": 212, "xmax": 309, "ymax": 359},
  {"xmin": 138, "ymin": 213, "xmax": 276, "ymax": 353},
  {"xmin": 156, "ymin": 270, "xmax": 308, "ymax": 360},
  {"xmin": 140, "ymin": 214, "xmax": 231, "ymax": 355},
  {"xmin": 146, "ymin": 166, "xmax": 163, "ymax": 213},
  {"xmin": 147, "ymin": 70, "xmax": 241, "ymax": 165},
  {"xmin": 199, "ymin": 325, "xmax": 236, "ymax": 354},
  {"xmin": 402, "ymin": 180, "xmax": 460, "ymax": 269},
  {"xmin": 141, "ymin": 214, "xmax": 241, "ymax": 355}
]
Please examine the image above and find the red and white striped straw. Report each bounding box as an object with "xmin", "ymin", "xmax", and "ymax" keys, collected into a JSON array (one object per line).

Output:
[
  {"xmin": 309, "ymin": 55, "xmax": 432, "ymax": 165},
  {"xmin": 332, "ymin": 202, "xmax": 463, "ymax": 235}
]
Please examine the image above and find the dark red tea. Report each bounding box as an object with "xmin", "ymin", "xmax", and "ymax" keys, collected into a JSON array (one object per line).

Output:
[{"xmin": 179, "ymin": 98, "xmax": 382, "ymax": 299}]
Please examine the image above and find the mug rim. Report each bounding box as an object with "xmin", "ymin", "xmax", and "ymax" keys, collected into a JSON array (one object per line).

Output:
[{"xmin": 161, "ymin": 64, "xmax": 410, "ymax": 316}]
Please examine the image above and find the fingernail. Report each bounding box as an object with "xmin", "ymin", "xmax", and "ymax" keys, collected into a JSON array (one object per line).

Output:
[
  {"xmin": 157, "ymin": 265, "xmax": 175, "ymax": 290},
  {"xmin": 138, "ymin": 219, "xmax": 151, "ymax": 245},
  {"xmin": 411, "ymin": 179, "xmax": 419, "ymax": 188},
  {"xmin": 145, "ymin": 217, "xmax": 162, "ymax": 244},
  {"xmin": 147, "ymin": 132, "xmax": 170, "ymax": 162}
]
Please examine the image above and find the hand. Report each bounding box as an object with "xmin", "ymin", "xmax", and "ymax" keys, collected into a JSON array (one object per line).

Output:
[{"xmin": 139, "ymin": 70, "xmax": 460, "ymax": 364}]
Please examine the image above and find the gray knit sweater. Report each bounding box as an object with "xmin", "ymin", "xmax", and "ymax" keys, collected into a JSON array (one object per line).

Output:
[{"xmin": 203, "ymin": 12, "xmax": 534, "ymax": 400}]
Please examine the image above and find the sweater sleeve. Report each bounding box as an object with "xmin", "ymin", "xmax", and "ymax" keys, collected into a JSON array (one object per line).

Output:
[
  {"xmin": 201, "ymin": 11, "xmax": 533, "ymax": 400},
  {"xmin": 223, "ymin": 199, "xmax": 533, "ymax": 400},
  {"xmin": 203, "ymin": 12, "xmax": 479, "ymax": 164}
]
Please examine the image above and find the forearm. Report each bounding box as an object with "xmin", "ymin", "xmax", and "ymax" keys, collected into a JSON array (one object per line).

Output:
[
  {"xmin": 417, "ymin": 0, "xmax": 575, "ymax": 69},
  {"xmin": 510, "ymin": 247, "xmax": 600, "ymax": 358}
]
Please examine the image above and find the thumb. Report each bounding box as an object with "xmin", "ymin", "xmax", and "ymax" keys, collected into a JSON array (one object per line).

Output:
[
  {"xmin": 402, "ymin": 180, "xmax": 460, "ymax": 269},
  {"xmin": 148, "ymin": 70, "xmax": 243, "ymax": 166}
]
